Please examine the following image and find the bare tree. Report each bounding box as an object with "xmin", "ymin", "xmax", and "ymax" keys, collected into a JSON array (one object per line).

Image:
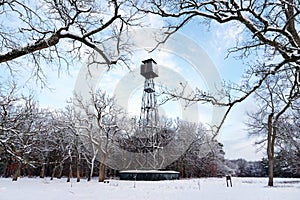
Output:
[
  {"xmin": 0, "ymin": 0, "xmax": 143, "ymax": 82},
  {"xmin": 46, "ymin": 110, "xmax": 76, "ymax": 181},
  {"xmin": 247, "ymin": 67, "xmax": 298, "ymax": 186},
  {"xmin": 276, "ymin": 108, "xmax": 300, "ymax": 155},
  {"xmin": 56, "ymin": 106, "xmax": 83, "ymax": 182},
  {"xmin": 273, "ymin": 111, "xmax": 300, "ymax": 177},
  {"xmin": 73, "ymin": 89, "xmax": 122, "ymax": 182},
  {"xmin": 0, "ymin": 82, "xmax": 41, "ymax": 180},
  {"xmin": 0, "ymin": 83, "xmax": 56, "ymax": 179},
  {"xmin": 32, "ymin": 109, "xmax": 56, "ymax": 179},
  {"xmin": 166, "ymin": 120, "xmax": 225, "ymax": 178}
]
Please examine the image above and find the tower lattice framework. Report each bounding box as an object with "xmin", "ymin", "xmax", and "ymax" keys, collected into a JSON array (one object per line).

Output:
[
  {"xmin": 140, "ymin": 58, "xmax": 159, "ymax": 137},
  {"xmin": 135, "ymin": 58, "xmax": 161, "ymax": 169}
]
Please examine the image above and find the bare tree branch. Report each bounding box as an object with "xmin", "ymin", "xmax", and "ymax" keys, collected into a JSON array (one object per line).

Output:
[{"xmin": 0, "ymin": 0, "xmax": 144, "ymax": 81}]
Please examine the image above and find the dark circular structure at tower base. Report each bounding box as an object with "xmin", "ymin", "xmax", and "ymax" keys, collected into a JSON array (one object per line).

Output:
[{"xmin": 119, "ymin": 170, "xmax": 180, "ymax": 181}]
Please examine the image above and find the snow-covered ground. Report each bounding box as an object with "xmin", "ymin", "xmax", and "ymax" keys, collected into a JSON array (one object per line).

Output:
[{"xmin": 1, "ymin": 177, "xmax": 299, "ymax": 200}]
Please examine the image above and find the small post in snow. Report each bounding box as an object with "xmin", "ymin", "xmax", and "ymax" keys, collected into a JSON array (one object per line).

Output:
[{"xmin": 226, "ymin": 175, "xmax": 232, "ymax": 187}]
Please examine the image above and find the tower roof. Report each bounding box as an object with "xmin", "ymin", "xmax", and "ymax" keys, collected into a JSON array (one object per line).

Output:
[
  {"xmin": 140, "ymin": 58, "xmax": 158, "ymax": 79},
  {"xmin": 142, "ymin": 58, "xmax": 157, "ymax": 64}
]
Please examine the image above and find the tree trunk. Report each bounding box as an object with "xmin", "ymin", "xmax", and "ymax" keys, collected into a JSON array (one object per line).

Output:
[
  {"xmin": 88, "ymin": 165, "xmax": 93, "ymax": 182},
  {"xmin": 57, "ymin": 163, "xmax": 63, "ymax": 179},
  {"xmin": 12, "ymin": 163, "xmax": 21, "ymax": 181},
  {"xmin": 75, "ymin": 137, "xmax": 81, "ymax": 182},
  {"xmin": 87, "ymin": 154, "xmax": 96, "ymax": 182},
  {"xmin": 67, "ymin": 164, "xmax": 72, "ymax": 182},
  {"xmin": 87, "ymin": 172, "xmax": 91, "ymax": 182},
  {"xmin": 40, "ymin": 160, "xmax": 45, "ymax": 178},
  {"xmin": 98, "ymin": 162, "xmax": 106, "ymax": 182},
  {"xmin": 51, "ymin": 164, "xmax": 58, "ymax": 180},
  {"xmin": 267, "ymin": 113, "xmax": 274, "ymax": 186},
  {"xmin": 76, "ymin": 159, "xmax": 81, "ymax": 182},
  {"xmin": 3, "ymin": 162, "xmax": 9, "ymax": 178},
  {"xmin": 180, "ymin": 157, "xmax": 186, "ymax": 178},
  {"xmin": 268, "ymin": 157, "xmax": 274, "ymax": 186}
]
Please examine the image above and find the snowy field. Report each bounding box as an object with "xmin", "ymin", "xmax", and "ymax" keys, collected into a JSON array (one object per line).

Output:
[{"xmin": 1, "ymin": 177, "xmax": 299, "ymax": 200}]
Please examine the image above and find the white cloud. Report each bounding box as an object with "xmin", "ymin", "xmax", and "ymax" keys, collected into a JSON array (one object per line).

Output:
[
  {"xmin": 213, "ymin": 21, "xmax": 244, "ymax": 55},
  {"xmin": 147, "ymin": 13, "xmax": 164, "ymax": 28}
]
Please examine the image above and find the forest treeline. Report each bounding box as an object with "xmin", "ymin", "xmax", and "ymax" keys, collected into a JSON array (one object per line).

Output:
[{"xmin": 1, "ymin": 85, "xmax": 299, "ymax": 181}]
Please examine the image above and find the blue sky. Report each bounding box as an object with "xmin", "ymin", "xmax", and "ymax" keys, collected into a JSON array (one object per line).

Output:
[
  {"xmin": 1, "ymin": 14, "xmax": 264, "ymax": 161},
  {"xmin": 183, "ymin": 21, "xmax": 264, "ymax": 161}
]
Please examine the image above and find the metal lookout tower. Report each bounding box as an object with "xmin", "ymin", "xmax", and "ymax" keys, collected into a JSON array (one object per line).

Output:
[
  {"xmin": 139, "ymin": 58, "xmax": 159, "ymax": 133},
  {"xmin": 134, "ymin": 58, "xmax": 161, "ymax": 169},
  {"xmin": 118, "ymin": 59, "xmax": 180, "ymax": 179}
]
